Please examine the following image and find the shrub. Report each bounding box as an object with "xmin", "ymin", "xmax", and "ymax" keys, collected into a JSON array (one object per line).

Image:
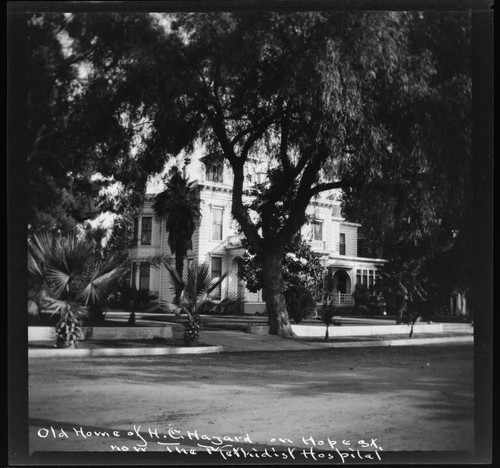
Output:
[
  {"xmin": 284, "ymin": 284, "xmax": 316, "ymax": 324},
  {"xmin": 352, "ymin": 284, "xmax": 379, "ymax": 317}
]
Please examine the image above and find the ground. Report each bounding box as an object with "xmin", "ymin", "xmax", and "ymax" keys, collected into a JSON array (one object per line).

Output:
[{"xmin": 29, "ymin": 343, "xmax": 474, "ymax": 462}]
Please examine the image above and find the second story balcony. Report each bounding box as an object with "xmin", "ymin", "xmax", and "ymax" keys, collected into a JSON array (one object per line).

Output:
[{"xmin": 310, "ymin": 239, "xmax": 327, "ymax": 251}]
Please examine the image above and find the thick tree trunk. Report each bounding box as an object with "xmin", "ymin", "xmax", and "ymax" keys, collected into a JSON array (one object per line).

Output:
[
  {"xmin": 262, "ymin": 250, "xmax": 296, "ymax": 338},
  {"xmin": 174, "ymin": 254, "xmax": 185, "ymax": 303}
]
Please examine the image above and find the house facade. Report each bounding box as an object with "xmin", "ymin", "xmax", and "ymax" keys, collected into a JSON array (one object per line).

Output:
[{"xmin": 129, "ymin": 152, "xmax": 386, "ymax": 314}]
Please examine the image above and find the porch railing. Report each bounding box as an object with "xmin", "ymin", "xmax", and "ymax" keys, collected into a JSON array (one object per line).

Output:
[{"xmin": 331, "ymin": 293, "xmax": 353, "ymax": 304}]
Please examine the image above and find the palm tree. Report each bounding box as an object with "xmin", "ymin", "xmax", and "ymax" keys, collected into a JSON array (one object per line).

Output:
[
  {"xmin": 152, "ymin": 166, "xmax": 201, "ymax": 301},
  {"xmin": 160, "ymin": 261, "xmax": 240, "ymax": 346},
  {"xmin": 28, "ymin": 231, "xmax": 124, "ymax": 347}
]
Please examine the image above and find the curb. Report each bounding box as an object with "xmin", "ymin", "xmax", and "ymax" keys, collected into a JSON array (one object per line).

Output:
[
  {"xmin": 307, "ymin": 336, "xmax": 473, "ymax": 348},
  {"xmin": 29, "ymin": 345, "xmax": 225, "ymax": 358},
  {"xmin": 28, "ymin": 336, "xmax": 473, "ymax": 358}
]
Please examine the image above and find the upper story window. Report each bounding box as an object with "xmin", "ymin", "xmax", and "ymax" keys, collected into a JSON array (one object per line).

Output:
[
  {"xmin": 339, "ymin": 233, "xmax": 346, "ymax": 255},
  {"xmin": 206, "ymin": 162, "xmax": 224, "ymax": 183},
  {"xmin": 133, "ymin": 217, "xmax": 139, "ymax": 243},
  {"xmin": 312, "ymin": 221, "xmax": 323, "ymax": 241},
  {"xmin": 211, "ymin": 207, "xmax": 223, "ymax": 241},
  {"xmin": 141, "ymin": 216, "xmax": 152, "ymax": 245}
]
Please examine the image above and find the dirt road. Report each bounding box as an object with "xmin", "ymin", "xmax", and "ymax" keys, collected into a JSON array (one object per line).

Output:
[{"xmin": 29, "ymin": 344, "xmax": 474, "ymax": 461}]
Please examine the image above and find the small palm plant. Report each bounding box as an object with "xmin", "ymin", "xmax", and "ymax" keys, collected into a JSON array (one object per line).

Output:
[
  {"xmin": 320, "ymin": 302, "xmax": 339, "ymax": 341},
  {"xmin": 161, "ymin": 261, "xmax": 237, "ymax": 346},
  {"xmin": 28, "ymin": 231, "xmax": 124, "ymax": 347}
]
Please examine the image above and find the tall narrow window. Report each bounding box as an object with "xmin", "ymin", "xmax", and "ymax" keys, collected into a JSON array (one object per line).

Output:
[
  {"xmin": 369, "ymin": 270, "xmax": 375, "ymax": 289},
  {"xmin": 133, "ymin": 218, "xmax": 139, "ymax": 244},
  {"xmin": 339, "ymin": 233, "xmax": 346, "ymax": 255},
  {"xmin": 356, "ymin": 269, "xmax": 362, "ymax": 286},
  {"xmin": 211, "ymin": 207, "xmax": 223, "ymax": 241},
  {"xmin": 206, "ymin": 163, "xmax": 224, "ymax": 183},
  {"xmin": 141, "ymin": 216, "xmax": 152, "ymax": 245},
  {"xmin": 313, "ymin": 221, "xmax": 323, "ymax": 241},
  {"xmin": 211, "ymin": 256, "xmax": 222, "ymax": 300},
  {"xmin": 139, "ymin": 262, "xmax": 150, "ymax": 290},
  {"xmin": 362, "ymin": 269, "xmax": 368, "ymax": 286},
  {"xmin": 131, "ymin": 262, "xmax": 138, "ymax": 287}
]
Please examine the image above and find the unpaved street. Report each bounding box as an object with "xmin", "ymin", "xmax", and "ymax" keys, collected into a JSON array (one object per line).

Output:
[{"xmin": 29, "ymin": 344, "xmax": 473, "ymax": 460}]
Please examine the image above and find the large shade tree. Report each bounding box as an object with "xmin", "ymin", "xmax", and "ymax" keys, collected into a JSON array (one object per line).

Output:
[
  {"xmin": 26, "ymin": 13, "xmax": 167, "ymax": 231},
  {"xmin": 30, "ymin": 11, "xmax": 472, "ymax": 337},
  {"xmin": 341, "ymin": 11, "xmax": 473, "ymax": 315}
]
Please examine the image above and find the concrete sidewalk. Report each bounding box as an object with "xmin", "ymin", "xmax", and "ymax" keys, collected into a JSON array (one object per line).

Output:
[
  {"xmin": 29, "ymin": 327, "xmax": 473, "ymax": 358},
  {"xmin": 199, "ymin": 329, "xmax": 472, "ymax": 351}
]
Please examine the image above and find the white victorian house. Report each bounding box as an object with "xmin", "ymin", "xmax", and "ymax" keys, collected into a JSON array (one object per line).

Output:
[{"xmin": 129, "ymin": 150, "xmax": 386, "ymax": 314}]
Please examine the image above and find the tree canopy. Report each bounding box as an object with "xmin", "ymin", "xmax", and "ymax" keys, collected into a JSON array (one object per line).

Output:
[
  {"xmin": 341, "ymin": 12, "xmax": 472, "ymax": 313},
  {"xmin": 26, "ymin": 13, "xmax": 167, "ymax": 231},
  {"xmin": 239, "ymin": 234, "xmax": 324, "ymax": 297},
  {"xmin": 26, "ymin": 10, "xmax": 473, "ymax": 335}
]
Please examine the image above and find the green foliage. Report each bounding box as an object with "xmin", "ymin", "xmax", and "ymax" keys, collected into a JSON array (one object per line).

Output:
[
  {"xmin": 102, "ymin": 214, "xmax": 138, "ymax": 258},
  {"xmin": 284, "ymin": 284, "xmax": 316, "ymax": 324},
  {"xmin": 376, "ymin": 259, "xmax": 427, "ymax": 322},
  {"xmin": 28, "ymin": 230, "xmax": 124, "ymax": 346},
  {"xmin": 341, "ymin": 12, "xmax": 472, "ymax": 312},
  {"xmin": 351, "ymin": 283, "xmax": 380, "ymax": 317},
  {"xmin": 239, "ymin": 235, "xmax": 324, "ymax": 297}
]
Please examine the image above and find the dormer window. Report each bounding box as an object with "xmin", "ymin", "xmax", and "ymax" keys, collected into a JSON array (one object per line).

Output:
[{"xmin": 206, "ymin": 162, "xmax": 224, "ymax": 183}]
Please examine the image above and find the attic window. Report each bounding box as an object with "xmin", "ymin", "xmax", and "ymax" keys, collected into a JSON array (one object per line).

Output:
[
  {"xmin": 206, "ymin": 162, "xmax": 224, "ymax": 183},
  {"xmin": 202, "ymin": 153, "xmax": 224, "ymax": 183}
]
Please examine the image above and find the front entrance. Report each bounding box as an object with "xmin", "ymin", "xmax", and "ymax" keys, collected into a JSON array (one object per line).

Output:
[{"xmin": 333, "ymin": 270, "xmax": 351, "ymax": 294}]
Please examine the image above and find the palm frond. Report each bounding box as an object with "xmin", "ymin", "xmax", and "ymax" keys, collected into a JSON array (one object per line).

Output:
[
  {"xmin": 147, "ymin": 253, "xmax": 170, "ymax": 268},
  {"xmin": 46, "ymin": 266, "xmax": 72, "ymax": 298},
  {"xmin": 158, "ymin": 299, "xmax": 184, "ymax": 315},
  {"xmin": 28, "ymin": 231, "xmax": 56, "ymax": 278},
  {"xmin": 206, "ymin": 271, "xmax": 228, "ymax": 296},
  {"xmin": 41, "ymin": 296, "xmax": 88, "ymax": 322},
  {"xmin": 163, "ymin": 259, "xmax": 185, "ymax": 299},
  {"xmin": 78, "ymin": 265, "xmax": 124, "ymax": 305}
]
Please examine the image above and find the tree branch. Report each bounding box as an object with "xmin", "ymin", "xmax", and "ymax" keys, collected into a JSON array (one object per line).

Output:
[
  {"xmin": 309, "ymin": 180, "xmax": 353, "ymax": 197},
  {"xmin": 205, "ymin": 105, "xmax": 239, "ymax": 166},
  {"xmin": 230, "ymin": 165, "xmax": 263, "ymax": 255},
  {"xmin": 279, "ymin": 109, "xmax": 292, "ymax": 175},
  {"xmin": 240, "ymin": 106, "xmax": 283, "ymax": 159}
]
